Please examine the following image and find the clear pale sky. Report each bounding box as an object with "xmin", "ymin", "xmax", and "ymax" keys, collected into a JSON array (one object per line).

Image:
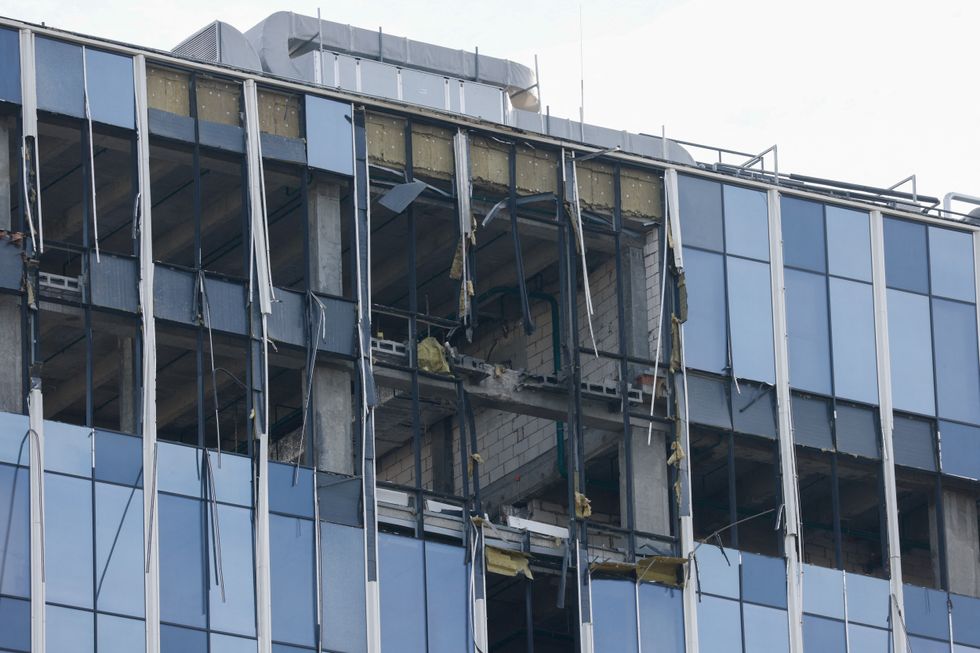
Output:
[{"xmin": 5, "ymin": 0, "xmax": 977, "ymax": 206}]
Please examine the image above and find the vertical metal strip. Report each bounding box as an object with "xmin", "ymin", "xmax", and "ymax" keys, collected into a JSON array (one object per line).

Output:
[
  {"xmin": 352, "ymin": 106, "xmax": 381, "ymax": 653},
  {"xmin": 663, "ymin": 169, "xmax": 698, "ymax": 653},
  {"xmin": 242, "ymin": 78, "xmax": 274, "ymax": 653},
  {"xmin": 18, "ymin": 29, "xmax": 41, "ymax": 253},
  {"xmin": 767, "ymin": 190, "xmax": 805, "ymax": 652},
  {"xmin": 28, "ymin": 381, "xmax": 44, "ymax": 653},
  {"xmin": 134, "ymin": 54, "xmax": 161, "ymax": 653},
  {"xmin": 869, "ymin": 209, "xmax": 907, "ymax": 653},
  {"xmin": 472, "ymin": 526, "xmax": 489, "ymax": 653}
]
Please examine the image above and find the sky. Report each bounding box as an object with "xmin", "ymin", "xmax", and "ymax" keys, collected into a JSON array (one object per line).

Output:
[{"xmin": 5, "ymin": 0, "xmax": 977, "ymax": 207}]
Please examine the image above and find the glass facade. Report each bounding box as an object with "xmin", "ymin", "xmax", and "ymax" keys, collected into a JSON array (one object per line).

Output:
[{"xmin": 0, "ymin": 23, "xmax": 978, "ymax": 653}]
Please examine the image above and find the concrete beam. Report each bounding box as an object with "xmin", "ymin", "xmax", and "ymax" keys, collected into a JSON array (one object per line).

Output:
[{"xmin": 372, "ymin": 363, "xmax": 649, "ymax": 434}]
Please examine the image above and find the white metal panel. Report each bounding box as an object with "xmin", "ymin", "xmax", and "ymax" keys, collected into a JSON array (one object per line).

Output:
[
  {"xmin": 767, "ymin": 189, "xmax": 805, "ymax": 653},
  {"xmin": 870, "ymin": 209, "xmax": 908, "ymax": 653}
]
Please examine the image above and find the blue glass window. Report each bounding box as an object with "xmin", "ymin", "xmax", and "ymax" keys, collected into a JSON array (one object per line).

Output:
[
  {"xmin": 305, "ymin": 95, "xmax": 354, "ymax": 176},
  {"xmin": 0, "ymin": 413, "xmax": 29, "ymax": 465},
  {"xmin": 951, "ymin": 592, "xmax": 980, "ymax": 646},
  {"xmin": 638, "ymin": 583, "xmax": 684, "ymax": 653},
  {"xmin": 893, "ymin": 415, "xmax": 936, "ymax": 471},
  {"xmin": 95, "ymin": 481, "xmax": 145, "ymax": 617},
  {"xmin": 159, "ymin": 493, "xmax": 207, "ymax": 628},
  {"xmin": 742, "ymin": 603, "xmax": 789, "ymax": 652},
  {"xmin": 741, "ymin": 552, "xmax": 786, "ymax": 608},
  {"xmin": 678, "ymin": 175, "xmax": 723, "ymax": 252},
  {"xmin": 85, "ymin": 49, "xmax": 135, "ymax": 129},
  {"xmin": 884, "ymin": 218, "xmax": 929, "ymax": 293},
  {"xmin": 425, "ymin": 541, "xmax": 469, "ymax": 653},
  {"xmin": 0, "ymin": 464, "xmax": 30, "ymax": 599},
  {"xmin": 829, "ymin": 278, "xmax": 878, "ymax": 405},
  {"xmin": 47, "ymin": 604, "xmax": 94, "ymax": 653},
  {"xmin": 904, "ymin": 584, "xmax": 950, "ymax": 641},
  {"xmin": 835, "ymin": 403, "xmax": 879, "ymax": 460},
  {"xmin": 161, "ymin": 624, "xmax": 207, "ymax": 653},
  {"xmin": 826, "ymin": 206, "xmax": 872, "ymax": 282},
  {"xmin": 270, "ymin": 514, "xmax": 316, "ymax": 647},
  {"xmin": 210, "ymin": 503, "xmax": 256, "ymax": 637},
  {"xmin": 321, "ymin": 523, "xmax": 367, "ymax": 653},
  {"xmin": 847, "ymin": 624, "xmax": 890, "ymax": 652},
  {"xmin": 941, "ymin": 421, "xmax": 980, "ymax": 480},
  {"xmin": 695, "ymin": 545, "xmax": 740, "ymax": 599},
  {"xmin": 211, "ymin": 633, "xmax": 258, "ymax": 653},
  {"xmin": 592, "ymin": 579, "xmax": 639, "ymax": 653},
  {"xmin": 785, "ymin": 269, "xmax": 831, "ymax": 394},
  {"xmin": 45, "ymin": 421, "xmax": 93, "ymax": 477},
  {"xmin": 803, "ymin": 615, "xmax": 845, "ymax": 652},
  {"xmin": 907, "ymin": 637, "xmax": 951, "ymax": 652},
  {"xmin": 379, "ymin": 533, "xmax": 427, "ymax": 653},
  {"xmin": 802, "ymin": 564, "xmax": 844, "ymax": 619},
  {"xmin": 887, "ymin": 289, "xmax": 935, "ymax": 415},
  {"xmin": 97, "ymin": 613, "xmax": 145, "ymax": 653},
  {"xmin": 723, "ymin": 185, "xmax": 769, "ymax": 261},
  {"xmin": 845, "ymin": 572, "xmax": 890, "ymax": 628},
  {"xmin": 932, "ymin": 298, "xmax": 980, "ymax": 425},
  {"xmin": 45, "ymin": 472, "xmax": 93, "ymax": 607},
  {"xmin": 929, "ymin": 226, "xmax": 976, "ymax": 302},
  {"xmin": 781, "ymin": 196, "xmax": 825, "ymax": 273},
  {"xmin": 95, "ymin": 431, "xmax": 143, "ymax": 487},
  {"xmin": 727, "ymin": 256, "xmax": 775, "ymax": 384},
  {"xmin": 792, "ymin": 395, "xmax": 833, "ymax": 450},
  {"xmin": 683, "ymin": 248, "xmax": 727, "ymax": 374},
  {"xmin": 36, "ymin": 37, "xmax": 84, "ymax": 118},
  {"xmin": 268, "ymin": 462, "xmax": 314, "ymax": 518},
  {"xmin": 0, "ymin": 596, "xmax": 30, "ymax": 652},
  {"xmin": 697, "ymin": 595, "xmax": 741, "ymax": 652},
  {"xmin": 207, "ymin": 451, "xmax": 253, "ymax": 507},
  {"xmin": 157, "ymin": 441, "xmax": 203, "ymax": 498},
  {"xmin": 0, "ymin": 28, "xmax": 20, "ymax": 105}
]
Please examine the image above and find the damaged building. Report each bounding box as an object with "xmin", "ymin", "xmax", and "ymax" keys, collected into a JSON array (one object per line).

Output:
[{"xmin": 0, "ymin": 9, "xmax": 979, "ymax": 653}]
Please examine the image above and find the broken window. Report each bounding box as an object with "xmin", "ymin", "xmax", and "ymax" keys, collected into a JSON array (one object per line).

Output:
[{"xmin": 487, "ymin": 564, "xmax": 577, "ymax": 652}]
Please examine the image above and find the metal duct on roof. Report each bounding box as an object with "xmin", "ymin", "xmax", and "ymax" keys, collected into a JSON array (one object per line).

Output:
[
  {"xmin": 172, "ymin": 21, "xmax": 263, "ymax": 72},
  {"xmin": 243, "ymin": 11, "xmax": 540, "ymax": 111}
]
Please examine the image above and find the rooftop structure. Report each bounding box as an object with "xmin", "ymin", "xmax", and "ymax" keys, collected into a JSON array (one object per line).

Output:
[{"xmin": 0, "ymin": 11, "xmax": 978, "ymax": 653}]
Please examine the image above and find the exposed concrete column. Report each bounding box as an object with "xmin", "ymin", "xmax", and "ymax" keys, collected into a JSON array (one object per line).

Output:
[
  {"xmin": 309, "ymin": 179, "xmax": 353, "ymax": 474},
  {"xmin": 932, "ymin": 488, "xmax": 980, "ymax": 597},
  {"xmin": 619, "ymin": 425, "xmax": 670, "ymax": 536},
  {"xmin": 0, "ymin": 118, "xmax": 23, "ymax": 413},
  {"xmin": 118, "ymin": 336, "xmax": 136, "ymax": 433},
  {"xmin": 430, "ymin": 418, "xmax": 454, "ymax": 495},
  {"xmin": 619, "ymin": 238, "xmax": 671, "ymax": 536}
]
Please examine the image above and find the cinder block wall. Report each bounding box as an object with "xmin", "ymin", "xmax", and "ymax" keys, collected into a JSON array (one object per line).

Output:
[{"xmin": 377, "ymin": 230, "xmax": 662, "ymax": 498}]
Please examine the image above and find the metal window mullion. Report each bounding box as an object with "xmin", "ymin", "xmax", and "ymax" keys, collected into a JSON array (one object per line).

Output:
[
  {"xmin": 351, "ymin": 107, "xmax": 382, "ymax": 653},
  {"xmin": 868, "ymin": 209, "xmax": 907, "ymax": 653},
  {"xmin": 18, "ymin": 29, "xmax": 42, "ymax": 254},
  {"xmin": 661, "ymin": 169, "xmax": 698, "ymax": 653},
  {"xmin": 133, "ymin": 54, "xmax": 161, "ymax": 653},
  {"xmin": 28, "ymin": 379, "xmax": 45, "ymax": 653},
  {"xmin": 767, "ymin": 189, "xmax": 805, "ymax": 653},
  {"xmin": 242, "ymin": 78, "xmax": 273, "ymax": 653}
]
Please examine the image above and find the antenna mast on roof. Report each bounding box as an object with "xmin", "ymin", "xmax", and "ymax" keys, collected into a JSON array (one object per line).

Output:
[
  {"xmin": 578, "ymin": 2, "xmax": 585, "ymax": 140},
  {"xmin": 315, "ymin": 7, "xmax": 324, "ymax": 84}
]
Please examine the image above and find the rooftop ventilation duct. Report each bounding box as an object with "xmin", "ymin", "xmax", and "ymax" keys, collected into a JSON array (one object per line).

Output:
[
  {"xmin": 243, "ymin": 11, "xmax": 540, "ymax": 111},
  {"xmin": 172, "ymin": 21, "xmax": 262, "ymax": 72}
]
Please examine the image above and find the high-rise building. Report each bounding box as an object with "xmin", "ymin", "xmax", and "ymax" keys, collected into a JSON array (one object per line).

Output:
[{"xmin": 0, "ymin": 11, "xmax": 978, "ymax": 653}]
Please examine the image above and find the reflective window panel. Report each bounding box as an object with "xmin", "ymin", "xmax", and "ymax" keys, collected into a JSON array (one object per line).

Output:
[
  {"xmin": 785, "ymin": 268, "xmax": 832, "ymax": 395},
  {"xmin": 887, "ymin": 289, "xmax": 935, "ymax": 416},
  {"xmin": 884, "ymin": 217, "xmax": 929, "ymax": 293},
  {"xmin": 679, "ymin": 175, "xmax": 724, "ymax": 252},
  {"xmin": 829, "ymin": 277, "xmax": 878, "ymax": 405},
  {"xmin": 727, "ymin": 256, "xmax": 775, "ymax": 384},
  {"xmin": 723, "ymin": 185, "xmax": 769, "ymax": 262},
  {"xmin": 826, "ymin": 206, "xmax": 872, "ymax": 282},
  {"xmin": 929, "ymin": 226, "xmax": 976, "ymax": 302},
  {"xmin": 682, "ymin": 248, "xmax": 728, "ymax": 375},
  {"xmin": 592, "ymin": 579, "xmax": 639, "ymax": 653},
  {"xmin": 781, "ymin": 196, "xmax": 826, "ymax": 273},
  {"xmin": 270, "ymin": 514, "xmax": 317, "ymax": 647},
  {"xmin": 0, "ymin": 463, "xmax": 30, "ymax": 598}
]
